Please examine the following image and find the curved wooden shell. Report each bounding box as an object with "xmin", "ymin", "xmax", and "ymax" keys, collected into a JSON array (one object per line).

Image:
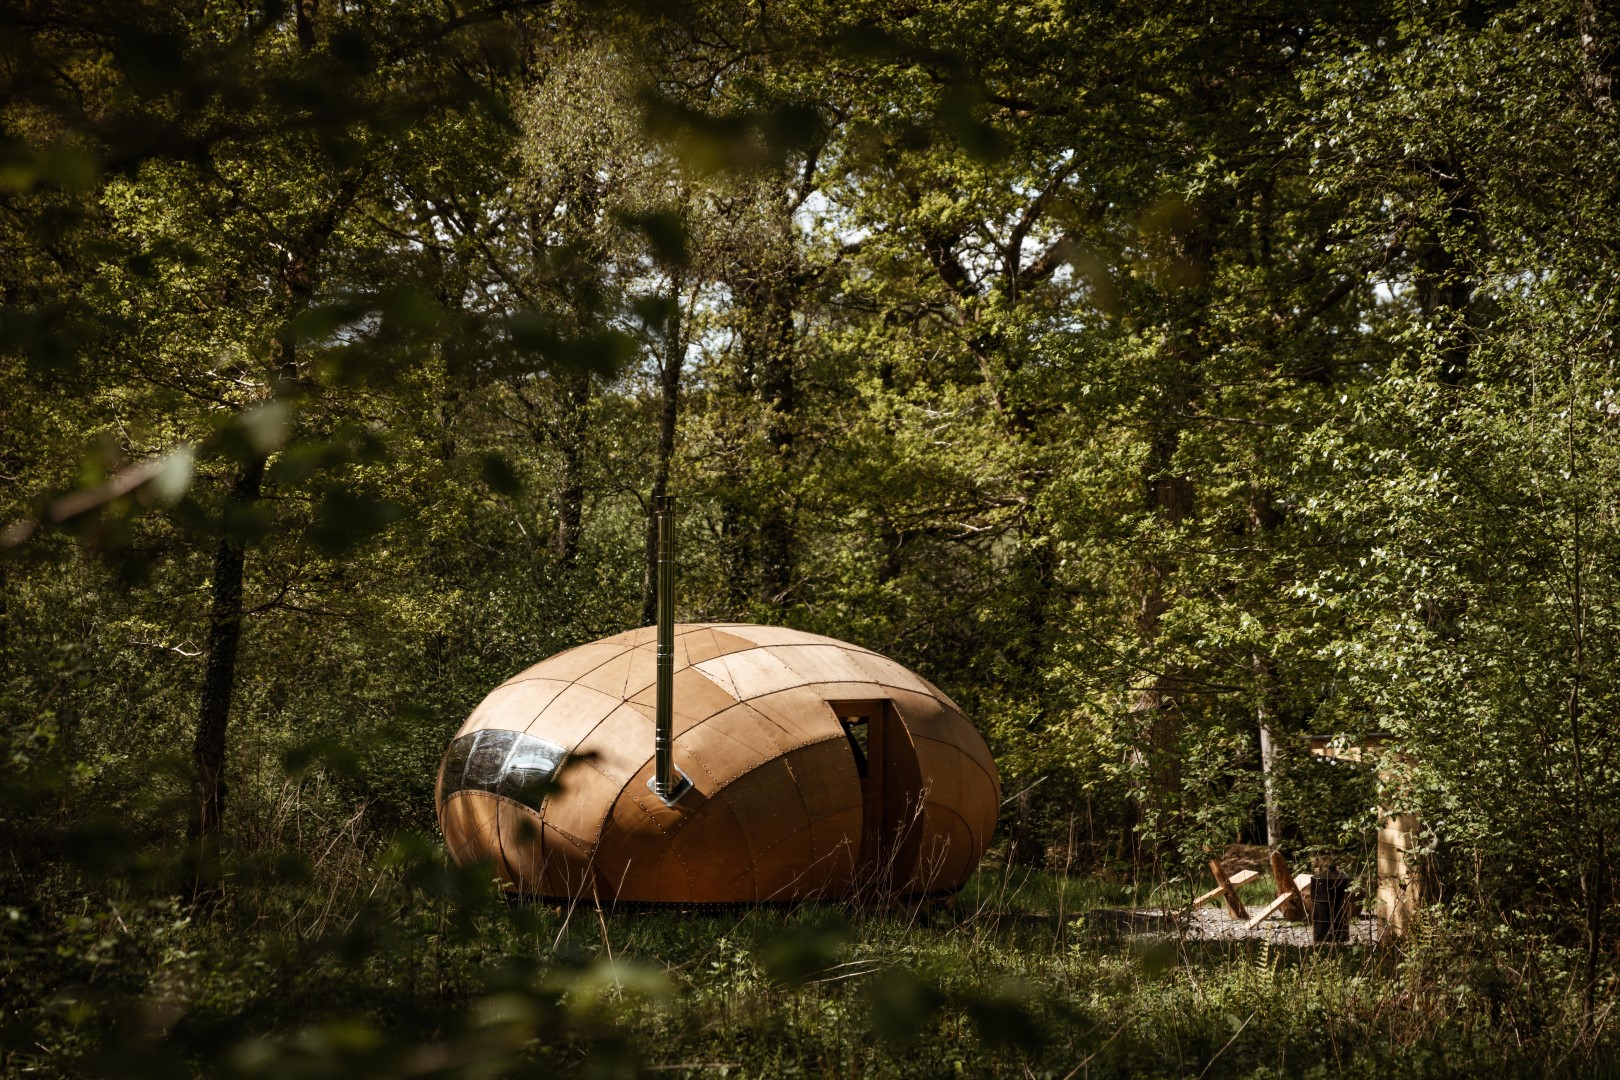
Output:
[{"xmin": 437, "ymin": 623, "xmax": 999, "ymax": 903}]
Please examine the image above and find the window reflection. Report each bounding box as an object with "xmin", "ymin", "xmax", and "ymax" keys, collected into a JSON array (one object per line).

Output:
[
  {"xmin": 464, "ymin": 729, "xmax": 518, "ymax": 790},
  {"xmin": 440, "ymin": 733, "xmax": 474, "ymax": 795},
  {"xmin": 439, "ymin": 728, "xmax": 568, "ymax": 811},
  {"xmin": 500, "ymin": 740, "xmax": 565, "ymax": 807}
]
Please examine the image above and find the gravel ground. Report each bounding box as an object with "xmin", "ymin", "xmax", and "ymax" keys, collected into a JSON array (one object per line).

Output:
[
  {"xmin": 1085, "ymin": 907, "xmax": 1384, "ymax": 946},
  {"xmin": 1179, "ymin": 906, "xmax": 1383, "ymax": 945}
]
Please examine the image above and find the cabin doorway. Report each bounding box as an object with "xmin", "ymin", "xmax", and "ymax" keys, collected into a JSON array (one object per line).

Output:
[{"xmin": 830, "ymin": 699, "xmax": 924, "ymax": 892}]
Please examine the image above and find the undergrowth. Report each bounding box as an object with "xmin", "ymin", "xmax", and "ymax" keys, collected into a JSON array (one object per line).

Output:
[{"xmin": 4, "ymin": 847, "xmax": 1617, "ymax": 1078}]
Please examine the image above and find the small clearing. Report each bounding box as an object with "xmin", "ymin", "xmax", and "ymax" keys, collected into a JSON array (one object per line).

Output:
[{"xmin": 1088, "ymin": 907, "xmax": 1385, "ymax": 946}]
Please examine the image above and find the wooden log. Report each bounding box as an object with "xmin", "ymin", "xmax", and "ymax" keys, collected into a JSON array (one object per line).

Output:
[
  {"xmin": 1207, "ymin": 860, "xmax": 1249, "ymax": 920},
  {"xmin": 1245, "ymin": 891, "xmax": 1291, "ymax": 929},
  {"xmin": 1270, "ymin": 850, "xmax": 1308, "ymax": 921}
]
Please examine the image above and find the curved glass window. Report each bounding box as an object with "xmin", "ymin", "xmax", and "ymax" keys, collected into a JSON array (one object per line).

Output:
[{"xmin": 440, "ymin": 728, "xmax": 568, "ymax": 811}]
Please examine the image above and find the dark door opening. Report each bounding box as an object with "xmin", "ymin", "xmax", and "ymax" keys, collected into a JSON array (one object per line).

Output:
[{"xmin": 830, "ymin": 699, "xmax": 924, "ymax": 892}]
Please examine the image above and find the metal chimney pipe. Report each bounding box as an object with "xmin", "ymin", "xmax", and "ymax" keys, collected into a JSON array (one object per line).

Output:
[{"xmin": 651, "ymin": 494, "xmax": 686, "ymax": 803}]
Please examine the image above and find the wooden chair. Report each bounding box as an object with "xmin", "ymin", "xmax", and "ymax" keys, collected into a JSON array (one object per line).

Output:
[
  {"xmin": 1243, "ymin": 850, "xmax": 1313, "ymax": 929},
  {"xmin": 1194, "ymin": 860, "xmax": 1261, "ymax": 919}
]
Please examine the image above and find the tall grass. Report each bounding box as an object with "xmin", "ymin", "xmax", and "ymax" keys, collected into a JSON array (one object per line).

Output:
[{"xmin": 7, "ymin": 825, "xmax": 1618, "ymax": 1078}]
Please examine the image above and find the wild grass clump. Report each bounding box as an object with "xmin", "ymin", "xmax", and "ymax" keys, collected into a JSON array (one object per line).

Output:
[
  {"xmin": 582, "ymin": 866, "xmax": 1618, "ymax": 1078},
  {"xmin": 4, "ymin": 780, "xmax": 1617, "ymax": 1080}
]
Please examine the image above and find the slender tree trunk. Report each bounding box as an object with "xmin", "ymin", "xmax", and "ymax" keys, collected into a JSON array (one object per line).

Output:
[
  {"xmin": 1414, "ymin": 167, "xmax": 1480, "ymax": 385},
  {"xmin": 641, "ymin": 281, "xmax": 684, "ymax": 626},
  {"xmin": 1564, "ymin": 401, "xmax": 1605, "ymax": 1027},
  {"xmin": 1250, "ymin": 482, "xmax": 1284, "ymax": 848},
  {"xmin": 1577, "ymin": 0, "xmax": 1616, "ymax": 1024},
  {"xmin": 717, "ymin": 264, "xmax": 798, "ymax": 612},
  {"xmin": 295, "ymin": 0, "xmax": 318, "ymax": 51},
  {"xmin": 552, "ymin": 372, "xmax": 591, "ymax": 569},
  {"xmin": 191, "ymin": 456, "xmax": 266, "ymax": 844},
  {"xmin": 717, "ymin": 328, "xmax": 756, "ymax": 612},
  {"xmin": 1129, "ymin": 353, "xmax": 1197, "ymax": 833},
  {"xmin": 1583, "ymin": 855, "xmax": 1607, "ymax": 1025},
  {"xmin": 1581, "ymin": 0, "xmax": 1616, "ymax": 107},
  {"xmin": 1127, "ymin": 201, "xmax": 1219, "ymax": 850},
  {"xmin": 188, "ymin": 5, "xmax": 333, "ymax": 863},
  {"xmin": 1011, "ymin": 787, "xmax": 1040, "ymax": 868},
  {"xmin": 1257, "ymin": 691, "xmax": 1280, "ymax": 848},
  {"xmin": 718, "ymin": 502, "xmax": 754, "ymax": 611},
  {"xmin": 754, "ymin": 279, "xmax": 797, "ymax": 607},
  {"xmin": 876, "ymin": 515, "xmax": 904, "ymax": 585}
]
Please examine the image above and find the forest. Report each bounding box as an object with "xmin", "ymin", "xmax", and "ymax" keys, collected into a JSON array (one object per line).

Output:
[{"xmin": 4, "ymin": 0, "xmax": 1620, "ymax": 1075}]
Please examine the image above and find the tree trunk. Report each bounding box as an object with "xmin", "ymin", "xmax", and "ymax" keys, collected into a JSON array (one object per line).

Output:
[
  {"xmin": 190, "ymin": 456, "xmax": 266, "ymax": 844},
  {"xmin": 1414, "ymin": 167, "xmax": 1480, "ymax": 385},
  {"xmin": 1125, "ymin": 197, "xmax": 1224, "ymax": 851},
  {"xmin": 1580, "ymin": 0, "xmax": 1616, "ymax": 107},
  {"xmin": 716, "ymin": 263, "xmax": 799, "ymax": 612},
  {"xmin": 1583, "ymin": 853, "xmax": 1607, "ymax": 1025},
  {"xmin": 641, "ymin": 281, "xmax": 684, "ymax": 626},
  {"xmin": 1011, "ymin": 786, "xmax": 1041, "ymax": 868},
  {"xmin": 1257, "ymin": 710, "xmax": 1280, "ymax": 847},
  {"xmin": 552, "ymin": 372, "xmax": 591, "ymax": 569},
  {"xmin": 717, "ymin": 323, "xmax": 755, "ymax": 613},
  {"xmin": 1250, "ymin": 484, "xmax": 1284, "ymax": 848},
  {"xmin": 295, "ymin": 0, "xmax": 318, "ymax": 51},
  {"xmin": 754, "ymin": 279, "xmax": 797, "ymax": 608},
  {"xmin": 188, "ymin": 5, "xmax": 332, "ymax": 862},
  {"xmin": 1129, "ymin": 353, "xmax": 1198, "ymax": 832}
]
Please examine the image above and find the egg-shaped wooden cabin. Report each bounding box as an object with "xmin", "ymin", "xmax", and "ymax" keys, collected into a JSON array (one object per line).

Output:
[{"xmin": 437, "ymin": 624, "xmax": 999, "ymax": 904}]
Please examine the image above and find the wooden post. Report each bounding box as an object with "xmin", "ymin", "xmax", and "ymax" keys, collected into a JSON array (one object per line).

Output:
[
  {"xmin": 1246, "ymin": 892, "xmax": 1292, "ymax": 929},
  {"xmin": 1377, "ymin": 813, "xmax": 1426, "ymax": 934},
  {"xmin": 1208, "ymin": 859, "xmax": 1249, "ymax": 920},
  {"xmin": 1270, "ymin": 850, "xmax": 1308, "ymax": 921}
]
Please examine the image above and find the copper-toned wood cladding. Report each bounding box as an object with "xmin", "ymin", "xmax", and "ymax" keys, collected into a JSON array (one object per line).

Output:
[{"xmin": 437, "ymin": 624, "xmax": 999, "ymax": 903}]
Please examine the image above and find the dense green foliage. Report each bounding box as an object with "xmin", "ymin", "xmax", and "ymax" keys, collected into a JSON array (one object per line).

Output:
[{"xmin": 5, "ymin": 0, "xmax": 1620, "ymax": 1074}]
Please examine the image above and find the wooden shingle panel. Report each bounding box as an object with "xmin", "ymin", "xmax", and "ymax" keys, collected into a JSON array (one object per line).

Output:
[
  {"xmin": 526, "ymin": 682, "xmax": 624, "ymax": 750},
  {"xmin": 539, "ymin": 755, "xmax": 624, "ymax": 848},
  {"xmin": 575, "ymin": 647, "xmax": 659, "ymax": 701},
  {"xmin": 710, "ymin": 624, "xmax": 875, "ymax": 651},
  {"xmin": 465, "ymin": 679, "xmax": 571, "ymax": 733},
  {"xmin": 440, "ymin": 790, "xmax": 516, "ymax": 886},
  {"xmin": 668, "ymin": 801, "xmax": 752, "ymax": 902},
  {"xmin": 678, "ymin": 705, "xmax": 783, "ymax": 789},
  {"xmin": 912, "ymin": 803, "xmax": 976, "ymax": 893},
  {"xmin": 629, "ymin": 666, "xmax": 737, "ymax": 724},
  {"xmin": 679, "ymin": 627, "xmax": 759, "ymax": 666},
  {"xmin": 746, "ymin": 686, "xmax": 844, "ymax": 745},
  {"xmin": 570, "ymin": 704, "xmax": 656, "ymax": 786},
  {"xmin": 537, "ymin": 822, "xmax": 595, "ymax": 897},
  {"xmin": 693, "ymin": 647, "xmax": 804, "ymax": 701},
  {"xmin": 887, "ymin": 689, "xmax": 998, "ymax": 789},
  {"xmin": 772, "ymin": 643, "xmax": 881, "ymax": 685},
  {"xmin": 520, "ymin": 641, "xmax": 631, "ymax": 683},
  {"xmin": 726, "ymin": 758, "xmax": 813, "ymax": 863}
]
